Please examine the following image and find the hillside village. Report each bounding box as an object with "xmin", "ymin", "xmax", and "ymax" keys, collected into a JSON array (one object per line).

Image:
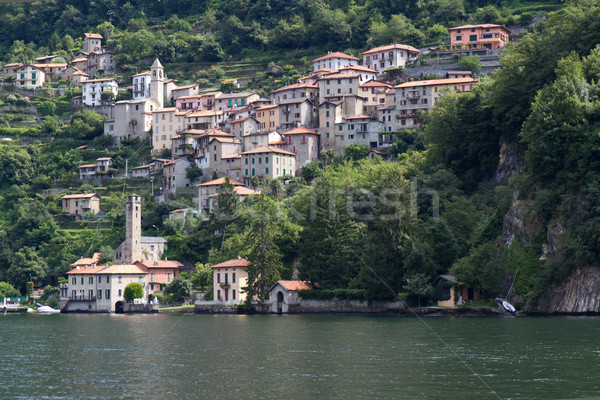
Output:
[{"xmin": 0, "ymin": 23, "xmax": 513, "ymax": 311}]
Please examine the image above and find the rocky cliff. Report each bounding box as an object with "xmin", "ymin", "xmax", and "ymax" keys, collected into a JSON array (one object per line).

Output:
[{"xmin": 533, "ymin": 266, "xmax": 600, "ymax": 313}]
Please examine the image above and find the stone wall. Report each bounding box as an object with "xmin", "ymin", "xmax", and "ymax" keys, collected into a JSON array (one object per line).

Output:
[
  {"xmin": 61, "ymin": 300, "xmax": 104, "ymax": 313},
  {"xmin": 194, "ymin": 303, "xmax": 242, "ymax": 314},
  {"xmin": 286, "ymin": 299, "xmax": 407, "ymax": 314}
]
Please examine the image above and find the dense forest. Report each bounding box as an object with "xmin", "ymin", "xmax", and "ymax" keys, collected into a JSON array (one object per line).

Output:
[
  {"xmin": 2, "ymin": 0, "xmax": 600, "ymax": 311},
  {"xmin": 0, "ymin": 0, "xmax": 560, "ymax": 65}
]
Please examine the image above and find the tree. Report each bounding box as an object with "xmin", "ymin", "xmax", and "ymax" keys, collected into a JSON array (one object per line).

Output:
[
  {"xmin": 0, "ymin": 282, "xmax": 20, "ymax": 299},
  {"xmin": 344, "ymin": 143, "xmax": 370, "ymax": 161},
  {"xmin": 123, "ymin": 282, "xmax": 144, "ymax": 302},
  {"xmin": 101, "ymin": 91, "xmax": 115, "ymax": 102},
  {"xmin": 214, "ymin": 177, "xmax": 240, "ymax": 222},
  {"xmin": 163, "ymin": 276, "xmax": 192, "ymax": 303},
  {"xmin": 244, "ymin": 194, "xmax": 283, "ymax": 303},
  {"xmin": 457, "ymin": 55, "xmax": 481, "ymax": 74},
  {"xmin": 6, "ymin": 247, "xmax": 47, "ymax": 292},
  {"xmin": 185, "ymin": 164, "xmax": 203, "ymax": 183},
  {"xmin": 300, "ymin": 162, "xmax": 322, "ymax": 183},
  {"xmin": 191, "ymin": 263, "xmax": 212, "ymax": 292}
]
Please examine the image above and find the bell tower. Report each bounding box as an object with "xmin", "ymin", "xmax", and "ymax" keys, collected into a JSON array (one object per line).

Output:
[
  {"xmin": 122, "ymin": 194, "xmax": 142, "ymax": 264},
  {"xmin": 150, "ymin": 58, "xmax": 164, "ymax": 108}
]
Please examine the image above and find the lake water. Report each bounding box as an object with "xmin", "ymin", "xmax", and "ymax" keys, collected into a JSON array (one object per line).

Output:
[{"xmin": 1, "ymin": 313, "xmax": 599, "ymax": 399}]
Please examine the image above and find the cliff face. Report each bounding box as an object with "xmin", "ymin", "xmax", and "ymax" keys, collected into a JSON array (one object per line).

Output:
[
  {"xmin": 495, "ymin": 142, "xmax": 600, "ymax": 313},
  {"xmin": 533, "ymin": 266, "xmax": 600, "ymax": 313}
]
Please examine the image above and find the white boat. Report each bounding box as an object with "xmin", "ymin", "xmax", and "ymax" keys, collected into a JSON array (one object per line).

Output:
[{"xmin": 36, "ymin": 305, "xmax": 60, "ymax": 314}]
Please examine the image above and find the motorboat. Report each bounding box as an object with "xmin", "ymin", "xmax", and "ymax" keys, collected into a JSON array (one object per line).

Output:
[{"xmin": 36, "ymin": 305, "xmax": 60, "ymax": 314}]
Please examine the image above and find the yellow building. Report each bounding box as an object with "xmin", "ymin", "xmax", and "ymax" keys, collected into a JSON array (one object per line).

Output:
[
  {"xmin": 254, "ymin": 104, "xmax": 279, "ymax": 132},
  {"xmin": 210, "ymin": 258, "xmax": 250, "ymax": 303},
  {"xmin": 241, "ymin": 146, "xmax": 296, "ymax": 186}
]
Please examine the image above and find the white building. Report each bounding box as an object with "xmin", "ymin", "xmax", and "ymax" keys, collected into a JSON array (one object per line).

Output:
[
  {"xmin": 312, "ymin": 51, "xmax": 359, "ymax": 71},
  {"xmin": 81, "ymin": 78, "xmax": 118, "ymax": 107},
  {"xmin": 12, "ymin": 64, "xmax": 45, "ymax": 89},
  {"xmin": 362, "ymin": 44, "xmax": 421, "ymax": 74}
]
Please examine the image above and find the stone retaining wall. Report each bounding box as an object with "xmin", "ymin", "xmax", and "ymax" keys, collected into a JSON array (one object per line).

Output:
[{"xmin": 194, "ymin": 304, "xmax": 242, "ymax": 314}]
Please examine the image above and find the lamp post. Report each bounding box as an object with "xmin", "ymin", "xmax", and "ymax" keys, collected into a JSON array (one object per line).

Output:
[{"xmin": 152, "ymin": 225, "xmax": 159, "ymax": 236}]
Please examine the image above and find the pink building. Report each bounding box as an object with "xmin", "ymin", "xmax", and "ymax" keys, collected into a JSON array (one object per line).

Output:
[
  {"xmin": 449, "ymin": 24, "xmax": 510, "ymax": 50},
  {"xmin": 135, "ymin": 260, "xmax": 182, "ymax": 299}
]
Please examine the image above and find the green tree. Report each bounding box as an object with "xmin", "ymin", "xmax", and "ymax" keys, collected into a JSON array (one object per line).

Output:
[
  {"xmin": 163, "ymin": 275, "xmax": 192, "ymax": 303},
  {"xmin": 457, "ymin": 55, "xmax": 481, "ymax": 74},
  {"xmin": 244, "ymin": 194, "xmax": 283, "ymax": 302},
  {"xmin": 6, "ymin": 247, "xmax": 47, "ymax": 292},
  {"xmin": 185, "ymin": 164, "xmax": 203, "ymax": 183},
  {"xmin": 344, "ymin": 143, "xmax": 370, "ymax": 161},
  {"xmin": 0, "ymin": 282, "xmax": 20, "ymax": 299},
  {"xmin": 191, "ymin": 263, "xmax": 212, "ymax": 292},
  {"xmin": 123, "ymin": 282, "xmax": 144, "ymax": 302},
  {"xmin": 101, "ymin": 91, "xmax": 115, "ymax": 102}
]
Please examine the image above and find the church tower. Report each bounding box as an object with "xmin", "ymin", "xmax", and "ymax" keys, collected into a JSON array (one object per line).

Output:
[
  {"xmin": 122, "ymin": 194, "xmax": 142, "ymax": 264},
  {"xmin": 150, "ymin": 58, "xmax": 164, "ymax": 108}
]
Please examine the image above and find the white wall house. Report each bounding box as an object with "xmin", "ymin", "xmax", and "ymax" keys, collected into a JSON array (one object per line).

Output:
[
  {"xmin": 312, "ymin": 51, "xmax": 359, "ymax": 71},
  {"xmin": 362, "ymin": 44, "xmax": 421, "ymax": 74},
  {"xmin": 81, "ymin": 78, "xmax": 118, "ymax": 107}
]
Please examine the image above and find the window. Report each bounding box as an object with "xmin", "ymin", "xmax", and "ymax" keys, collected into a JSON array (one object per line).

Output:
[
  {"xmin": 118, "ymin": 289, "xmax": 122, "ymax": 297},
  {"xmin": 469, "ymin": 35, "xmax": 477, "ymax": 42},
  {"xmin": 265, "ymin": 156, "xmax": 269, "ymax": 163},
  {"xmin": 252, "ymin": 158, "xmax": 255, "ymax": 164},
  {"xmin": 167, "ymin": 273, "xmax": 171, "ymax": 282},
  {"xmin": 232, "ymin": 273, "xmax": 236, "ymax": 283},
  {"xmin": 217, "ymin": 290, "xmax": 221, "ymax": 300},
  {"xmin": 107, "ymin": 277, "xmax": 109, "ymax": 283},
  {"xmin": 72, "ymin": 277, "xmax": 76, "ymax": 285},
  {"xmin": 233, "ymin": 289, "xmax": 236, "ymax": 300},
  {"xmin": 118, "ymin": 276, "xmax": 122, "ymax": 283},
  {"xmin": 339, "ymin": 125, "xmax": 342, "ymax": 131},
  {"xmin": 89, "ymin": 277, "xmax": 94, "ymax": 284},
  {"xmin": 98, "ymin": 290, "xmax": 102, "ymax": 300},
  {"xmin": 81, "ymin": 277, "xmax": 84, "ymax": 285},
  {"xmin": 245, "ymin": 158, "xmax": 248, "ymax": 165},
  {"xmin": 456, "ymin": 35, "xmax": 462, "ymax": 41},
  {"xmin": 258, "ymin": 157, "xmax": 262, "ymax": 164}
]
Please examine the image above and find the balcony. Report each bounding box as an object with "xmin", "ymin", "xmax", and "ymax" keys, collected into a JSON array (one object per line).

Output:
[
  {"xmin": 282, "ymin": 109, "xmax": 291, "ymax": 114},
  {"xmin": 219, "ymin": 282, "xmax": 230, "ymax": 288},
  {"xmin": 396, "ymin": 112, "xmax": 417, "ymax": 119},
  {"xmin": 406, "ymin": 92, "xmax": 420, "ymax": 99}
]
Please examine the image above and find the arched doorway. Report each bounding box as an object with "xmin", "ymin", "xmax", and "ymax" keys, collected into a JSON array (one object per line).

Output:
[
  {"xmin": 115, "ymin": 301, "xmax": 125, "ymax": 314},
  {"xmin": 276, "ymin": 291, "xmax": 284, "ymax": 314}
]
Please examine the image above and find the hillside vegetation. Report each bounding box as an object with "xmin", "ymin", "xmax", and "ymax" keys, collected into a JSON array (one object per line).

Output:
[{"xmin": 3, "ymin": 0, "xmax": 600, "ymax": 312}]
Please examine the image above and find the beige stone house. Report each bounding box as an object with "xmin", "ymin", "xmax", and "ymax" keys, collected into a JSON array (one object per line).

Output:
[
  {"xmin": 281, "ymin": 127, "xmax": 320, "ymax": 169},
  {"xmin": 210, "ymin": 258, "xmax": 250, "ymax": 303},
  {"xmin": 255, "ymin": 104, "xmax": 279, "ymax": 132},
  {"xmin": 61, "ymin": 193, "xmax": 100, "ymax": 219},
  {"xmin": 241, "ymin": 146, "xmax": 296, "ymax": 186},
  {"xmin": 197, "ymin": 177, "xmax": 245, "ymax": 214}
]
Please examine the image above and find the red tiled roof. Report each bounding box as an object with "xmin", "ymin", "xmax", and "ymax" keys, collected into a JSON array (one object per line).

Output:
[
  {"xmin": 269, "ymin": 141, "xmax": 286, "ymax": 145},
  {"xmin": 312, "ymin": 52, "xmax": 359, "ymax": 62},
  {"xmin": 359, "ymin": 80, "xmax": 393, "ymax": 88},
  {"xmin": 78, "ymin": 164, "xmax": 98, "ymax": 168},
  {"xmin": 271, "ymin": 83, "xmax": 318, "ymax": 94},
  {"xmin": 221, "ymin": 154, "xmax": 242, "ymax": 159},
  {"xmin": 210, "ymin": 258, "xmax": 250, "ymax": 268},
  {"xmin": 100, "ymin": 264, "xmax": 146, "ymax": 274},
  {"xmin": 198, "ymin": 177, "xmax": 244, "ymax": 186},
  {"xmin": 322, "ymin": 73, "xmax": 361, "ymax": 80},
  {"xmin": 82, "ymin": 78, "xmax": 118, "ymax": 83},
  {"xmin": 70, "ymin": 253, "xmax": 102, "ymax": 267},
  {"xmin": 61, "ymin": 193, "xmax": 99, "ymax": 200},
  {"xmin": 345, "ymin": 114, "xmax": 371, "ymax": 120},
  {"xmin": 135, "ymin": 260, "xmax": 183, "ymax": 269},
  {"xmin": 66, "ymin": 264, "xmax": 107, "ymax": 275},
  {"xmin": 362, "ymin": 43, "xmax": 421, "ymax": 55},
  {"xmin": 277, "ymin": 280, "xmax": 314, "ymax": 291},
  {"xmin": 255, "ymin": 104, "xmax": 278, "ymax": 110},
  {"xmin": 338, "ymin": 65, "xmax": 378, "ymax": 73},
  {"xmin": 172, "ymin": 84, "xmax": 199, "ymax": 91},
  {"xmin": 282, "ymin": 127, "xmax": 319, "ymax": 135},
  {"xmin": 241, "ymin": 146, "xmax": 296, "ymax": 156},
  {"xmin": 84, "ymin": 33, "xmax": 103, "ymax": 39}
]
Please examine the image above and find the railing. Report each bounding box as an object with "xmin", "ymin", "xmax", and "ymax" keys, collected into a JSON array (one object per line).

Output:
[
  {"xmin": 70, "ymin": 295, "xmax": 96, "ymax": 301},
  {"xmin": 406, "ymin": 92, "xmax": 420, "ymax": 99}
]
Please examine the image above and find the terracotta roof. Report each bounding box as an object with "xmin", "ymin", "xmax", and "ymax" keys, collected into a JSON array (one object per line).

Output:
[
  {"xmin": 78, "ymin": 164, "xmax": 98, "ymax": 168},
  {"xmin": 172, "ymin": 84, "xmax": 199, "ymax": 91},
  {"xmin": 96, "ymin": 157, "xmax": 112, "ymax": 161},
  {"xmin": 132, "ymin": 164, "xmax": 151, "ymax": 170},
  {"xmin": 282, "ymin": 127, "xmax": 319, "ymax": 135},
  {"xmin": 135, "ymin": 260, "xmax": 183, "ymax": 269},
  {"xmin": 34, "ymin": 63, "xmax": 68, "ymax": 69},
  {"xmin": 71, "ymin": 58, "xmax": 88, "ymax": 63},
  {"xmin": 66, "ymin": 264, "xmax": 107, "ymax": 275},
  {"xmin": 338, "ymin": 65, "xmax": 378, "ymax": 73},
  {"xmin": 394, "ymin": 77, "xmax": 477, "ymax": 88},
  {"xmin": 359, "ymin": 80, "xmax": 393, "ymax": 88},
  {"xmin": 73, "ymin": 71, "xmax": 89, "ymax": 76},
  {"xmin": 345, "ymin": 114, "xmax": 372, "ymax": 120},
  {"xmin": 209, "ymin": 186, "xmax": 258, "ymax": 198},
  {"xmin": 221, "ymin": 154, "xmax": 242, "ymax": 159},
  {"xmin": 100, "ymin": 264, "xmax": 146, "ymax": 275},
  {"xmin": 209, "ymin": 137, "xmax": 237, "ymax": 144},
  {"xmin": 269, "ymin": 141, "xmax": 286, "ymax": 145},
  {"xmin": 210, "ymin": 258, "xmax": 251, "ymax": 268},
  {"xmin": 175, "ymin": 94, "xmax": 202, "ymax": 100},
  {"xmin": 271, "ymin": 83, "xmax": 318, "ymax": 94},
  {"xmin": 447, "ymin": 70, "xmax": 472, "ymax": 75},
  {"xmin": 186, "ymin": 110, "xmax": 224, "ymax": 117},
  {"xmin": 312, "ymin": 52, "xmax": 359, "ymax": 62},
  {"xmin": 449, "ymin": 24, "xmax": 509, "ymax": 32},
  {"xmin": 75, "ymin": 145, "xmax": 88, "ymax": 150},
  {"xmin": 198, "ymin": 177, "xmax": 244, "ymax": 187},
  {"xmin": 241, "ymin": 146, "xmax": 296, "ymax": 156},
  {"xmin": 61, "ymin": 193, "xmax": 98, "ymax": 199},
  {"xmin": 437, "ymin": 274, "xmax": 461, "ymax": 284},
  {"xmin": 70, "ymin": 253, "xmax": 102, "ymax": 267},
  {"xmin": 84, "ymin": 33, "xmax": 103, "ymax": 39},
  {"xmin": 322, "ymin": 73, "xmax": 361, "ymax": 80},
  {"xmin": 152, "ymin": 107, "xmax": 178, "ymax": 113},
  {"xmin": 276, "ymin": 280, "xmax": 314, "ymax": 291},
  {"xmin": 255, "ymin": 104, "xmax": 278, "ymax": 111},
  {"xmin": 362, "ymin": 44, "xmax": 421, "ymax": 54},
  {"xmin": 231, "ymin": 115, "xmax": 256, "ymax": 124},
  {"xmin": 162, "ymin": 158, "xmax": 185, "ymax": 167},
  {"xmin": 217, "ymin": 92, "xmax": 258, "ymax": 99},
  {"xmin": 169, "ymin": 208, "xmax": 187, "ymax": 213},
  {"xmin": 132, "ymin": 71, "xmax": 151, "ymax": 77}
]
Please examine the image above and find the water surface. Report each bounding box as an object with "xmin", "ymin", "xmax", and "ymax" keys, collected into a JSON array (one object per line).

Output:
[{"xmin": 1, "ymin": 314, "xmax": 599, "ymax": 399}]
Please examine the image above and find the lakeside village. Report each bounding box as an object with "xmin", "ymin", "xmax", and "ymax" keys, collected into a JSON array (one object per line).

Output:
[{"xmin": 1, "ymin": 24, "xmax": 512, "ymax": 315}]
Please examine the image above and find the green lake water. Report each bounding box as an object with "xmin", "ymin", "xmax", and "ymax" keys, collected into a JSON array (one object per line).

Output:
[{"xmin": 1, "ymin": 313, "xmax": 599, "ymax": 399}]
